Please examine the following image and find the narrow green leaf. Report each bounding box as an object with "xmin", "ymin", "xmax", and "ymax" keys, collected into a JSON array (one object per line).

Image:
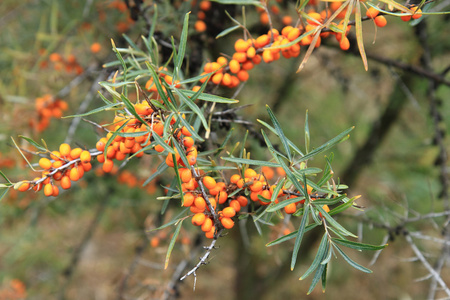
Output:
[
  {"xmin": 174, "ymin": 89, "xmax": 209, "ymax": 131},
  {"xmin": 179, "ymin": 90, "xmax": 238, "ymax": 103},
  {"xmin": 216, "ymin": 25, "xmax": 241, "ymax": 39},
  {"xmin": 266, "ymin": 196, "xmax": 304, "ymax": 212},
  {"xmin": 355, "ymin": 1, "xmax": 368, "ymax": 71},
  {"xmin": 321, "ymin": 263, "xmax": 328, "ymax": 292},
  {"xmin": 164, "ymin": 220, "xmax": 183, "ymax": 269},
  {"xmin": 291, "ymin": 204, "xmax": 310, "ymax": 270},
  {"xmin": 211, "ymin": 0, "xmax": 264, "ymax": 6},
  {"xmin": 19, "ymin": 136, "xmax": 46, "ymax": 152},
  {"xmin": 328, "ymin": 198, "xmax": 356, "ymax": 215},
  {"xmin": 294, "ymin": 127, "xmax": 354, "ymax": 164},
  {"xmin": 300, "ymin": 233, "xmax": 329, "ymax": 280},
  {"xmin": 175, "ymin": 13, "xmax": 190, "ymax": 78},
  {"xmin": 0, "ymin": 188, "xmax": 10, "ymax": 202},
  {"xmin": 99, "ymin": 82, "xmax": 122, "ymax": 101},
  {"xmin": 63, "ymin": 103, "xmax": 123, "ymax": 118},
  {"xmin": 266, "ymin": 223, "xmax": 319, "ymax": 247},
  {"xmin": 257, "ymin": 119, "xmax": 304, "ymax": 156},
  {"xmin": 315, "ymin": 204, "xmax": 357, "ymax": 237},
  {"xmin": 122, "ymin": 33, "xmax": 140, "ymax": 50},
  {"xmin": 266, "ymin": 105, "xmax": 291, "ymax": 161},
  {"xmin": 307, "ymin": 253, "xmax": 327, "ymax": 294},
  {"xmin": 0, "ymin": 170, "xmax": 12, "ymax": 184},
  {"xmin": 143, "ymin": 161, "xmax": 169, "ymax": 186},
  {"xmin": 332, "ymin": 238, "xmax": 387, "ymax": 251},
  {"xmin": 304, "ymin": 110, "xmax": 310, "ymax": 153},
  {"xmin": 171, "ymin": 137, "xmax": 190, "ymax": 170},
  {"xmin": 221, "ymin": 157, "xmax": 280, "ymax": 167},
  {"xmin": 333, "ymin": 244, "xmax": 372, "ymax": 273}
]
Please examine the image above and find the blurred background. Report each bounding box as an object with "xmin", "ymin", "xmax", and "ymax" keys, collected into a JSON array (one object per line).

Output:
[{"xmin": 0, "ymin": 0, "xmax": 449, "ymax": 299}]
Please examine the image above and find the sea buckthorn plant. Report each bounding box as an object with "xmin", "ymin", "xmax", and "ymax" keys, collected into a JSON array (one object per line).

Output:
[{"xmin": 1, "ymin": 0, "xmax": 449, "ymax": 298}]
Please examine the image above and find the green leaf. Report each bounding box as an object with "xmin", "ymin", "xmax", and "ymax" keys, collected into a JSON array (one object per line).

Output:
[
  {"xmin": 332, "ymin": 238, "xmax": 387, "ymax": 251},
  {"xmin": 143, "ymin": 161, "xmax": 169, "ymax": 186},
  {"xmin": 355, "ymin": 0, "xmax": 368, "ymax": 71},
  {"xmin": 19, "ymin": 136, "xmax": 46, "ymax": 152},
  {"xmin": 333, "ymin": 244, "xmax": 372, "ymax": 273},
  {"xmin": 178, "ymin": 90, "xmax": 239, "ymax": 103},
  {"xmin": 171, "ymin": 137, "xmax": 190, "ymax": 170},
  {"xmin": 304, "ymin": 110, "xmax": 310, "ymax": 153},
  {"xmin": 174, "ymin": 88, "xmax": 209, "ymax": 131},
  {"xmin": 164, "ymin": 219, "xmax": 183, "ymax": 269},
  {"xmin": 99, "ymin": 82, "xmax": 122, "ymax": 101},
  {"xmin": 0, "ymin": 170, "xmax": 12, "ymax": 184},
  {"xmin": 291, "ymin": 204, "xmax": 310, "ymax": 270},
  {"xmin": 0, "ymin": 188, "xmax": 10, "ymax": 202},
  {"xmin": 307, "ymin": 254, "xmax": 327, "ymax": 294},
  {"xmin": 315, "ymin": 204, "xmax": 357, "ymax": 237},
  {"xmin": 321, "ymin": 262, "xmax": 328, "ymax": 292},
  {"xmin": 63, "ymin": 103, "xmax": 123, "ymax": 118},
  {"xmin": 216, "ymin": 25, "xmax": 241, "ymax": 39},
  {"xmin": 175, "ymin": 13, "xmax": 190, "ymax": 79},
  {"xmin": 211, "ymin": 0, "xmax": 263, "ymax": 8},
  {"xmin": 121, "ymin": 95, "xmax": 148, "ymax": 125},
  {"xmin": 221, "ymin": 157, "xmax": 280, "ymax": 168},
  {"xmin": 257, "ymin": 119, "xmax": 304, "ymax": 156},
  {"xmin": 266, "ymin": 223, "xmax": 319, "ymax": 247},
  {"xmin": 300, "ymin": 233, "xmax": 329, "ymax": 280},
  {"xmin": 328, "ymin": 198, "xmax": 356, "ymax": 215},
  {"xmin": 294, "ymin": 127, "xmax": 354, "ymax": 164},
  {"xmin": 266, "ymin": 196, "xmax": 304, "ymax": 212},
  {"xmin": 266, "ymin": 105, "xmax": 291, "ymax": 161}
]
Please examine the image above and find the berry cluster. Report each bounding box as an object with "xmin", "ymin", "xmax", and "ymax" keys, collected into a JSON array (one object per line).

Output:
[{"xmin": 30, "ymin": 94, "xmax": 68, "ymax": 132}]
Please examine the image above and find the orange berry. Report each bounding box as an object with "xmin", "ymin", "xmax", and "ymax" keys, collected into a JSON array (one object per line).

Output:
[
  {"xmin": 229, "ymin": 199, "xmax": 241, "ymax": 212},
  {"xmin": 236, "ymin": 195, "xmax": 248, "ymax": 207},
  {"xmin": 33, "ymin": 179, "xmax": 43, "ymax": 192},
  {"xmin": 69, "ymin": 167, "xmax": 80, "ymax": 181},
  {"xmin": 80, "ymin": 150, "xmax": 91, "ymax": 164},
  {"xmin": 96, "ymin": 139, "xmax": 106, "ymax": 151},
  {"xmin": 90, "ymin": 42, "xmax": 102, "ymax": 53},
  {"xmin": 52, "ymin": 185, "xmax": 59, "ymax": 196},
  {"xmin": 150, "ymin": 236, "xmax": 160, "ymax": 247},
  {"xmin": 366, "ymin": 7, "xmax": 379, "ymax": 19},
  {"xmin": 202, "ymin": 176, "xmax": 217, "ymax": 189},
  {"xmin": 61, "ymin": 176, "xmax": 71, "ymax": 190},
  {"xmin": 194, "ymin": 20, "xmax": 207, "ymax": 32},
  {"xmin": 102, "ymin": 159, "xmax": 114, "ymax": 173},
  {"xmin": 260, "ymin": 12, "xmax": 269, "ymax": 25},
  {"xmin": 216, "ymin": 191, "xmax": 228, "ymax": 204},
  {"xmin": 237, "ymin": 70, "xmax": 249, "ymax": 82},
  {"xmin": 255, "ymin": 34, "xmax": 270, "ymax": 48},
  {"xmin": 284, "ymin": 202, "xmax": 297, "ymax": 214},
  {"xmin": 70, "ymin": 148, "xmax": 83, "ymax": 160},
  {"xmin": 235, "ymin": 39, "xmax": 250, "ymax": 52},
  {"xmin": 44, "ymin": 183, "xmax": 54, "ymax": 196},
  {"xmin": 181, "ymin": 126, "xmax": 193, "ymax": 137},
  {"xmin": 39, "ymin": 157, "xmax": 52, "ymax": 170},
  {"xmin": 187, "ymin": 155, "xmax": 197, "ymax": 166},
  {"xmin": 199, "ymin": 0, "xmax": 211, "ymax": 11},
  {"xmin": 222, "ymin": 206, "xmax": 236, "ymax": 218},
  {"xmin": 183, "ymin": 193, "xmax": 195, "ymax": 207},
  {"xmin": 262, "ymin": 50, "xmax": 274, "ymax": 63},
  {"xmin": 192, "ymin": 213, "xmax": 206, "ymax": 226},
  {"xmin": 17, "ymin": 181, "xmax": 30, "ymax": 192},
  {"xmin": 400, "ymin": 14, "xmax": 412, "ymax": 22},
  {"xmin": 244, "ymin": 168, "xmax": 257, "ymax": 179},
  {"xmin": 180, "ymin": 168, "xmax": 193, "ymax": 183},
  {"xmin": 229, "ymin": 59, "xmax": 240, "ymax": 74},
  {"xmin": 194, "ymin": 196, "xmax": 206, "ymax": 210},
  {"xmin": 59, "ymin": 143, "xmax": 71, "ymax": 158},
  {"xmin": 250, "ymin": 181, "xmax": 263, "ymax": 193},
  {"xmin": 261, "ymin": 166, "xmax": 274, "ymax": 180},
  {"xmin": 221, "ymin": 217, "xmax": 234, "ymax": 229},
  {"xmin": 319, "ymin": 204, "xmax": 330, "ymax": 218},
  {"xmin": 412, "ymin": 7, "xmax": 422, "ymax": 19},
  {"xmin": 374, "ymin": 15, "xmax": 387, "ymax": 27},
  {"xmin": 230, "ymin": 174, "xmax": 241, "ymax": 184},
  {"xmin": 282, "ymin": 15, "xmax": 293, "ymax": 25},
  {"xmin": 340, "ymin": 36, "xmax": 350, "ymax": 51},
  {"xmin": 205, "ymin": 226, "xmax": 215, "ymax": 238},
  {"xmin": 201, "ymin": 217, "xmax": 213, "ymax": 232}
]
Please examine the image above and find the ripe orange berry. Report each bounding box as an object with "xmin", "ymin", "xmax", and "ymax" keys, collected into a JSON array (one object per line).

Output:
[
  {"xmin": 230, "ymin": 174, "xmax": 241, "ymax": 184},
  {"xmin": 236, "ymin": 195, "xmax": 248, "ymax": 207},
  {"xmin": 235, "ymin": 39, "xmax": 250, "ymax": 52},
  {"xmin": 52, "ymin": 185, "xmax": 60, "ymax": 196},
  {"xmin": 183, "ymin": 193, "xmax": 195, "ymax": 207},
  {"xmin": 61, "ymin": 176, "xmax": 71, "ymax": 190},
  {"xmin": 222, "ymin": 207, "xmax": 236, "ymax": 218},
  {"xmin": 237, "ymin": 70, "xmax": 249, "ymax": 82},
  {"xmin": 194, "ymin": 196, "xmax": 206, "ymax": 210},
  {"xmin": 187, "ymin": 155, "xmax": 197, "ymax": 166},
  {"xmin": 44, "ymin": 183, "xmax": 54, "ymax": 197},
  {"xmin": 201, "ymin": 217, "xmax": 213, "ymax": 232},
  {"xmin": 192, "ymin": 213, "xmax": 206, "ymax": 226},
  {"xmin": 284, "ymin": 202, "xmax": 297, "ymax": 214},
  {"xmin": 202, "ymin": 176, "xmax": 217, "ymax": 190},
  {"xmin": 229, "ymin": 199, "xmax": 241, "ymax": 212},
  {"xmin": 39, "ymin": 157, "xmax": 52, "ymax": 170},
  {"xmin": 70, "ymin": 147, "xmax": 83, "ymax": 160},
  {"xmin": 17, "ymin": 181, "xmax": 30, "ymax": 192},
  {"xmin": 400, "ymin": 14, "xmax": 412, "ymax": 22},
  {"xmin": 194, "ymin": 20, "xmax": 207, "ymax": 32},
  {"xmin": 221, "ymin": 217, "xmax": 234, "ymax": 229},
  {"xmin": 411, "ymin": 7, "xmax": 422, "ymax": 19},
  {"xmin": 216, "ymin": 191, "xmax": 228, "ymax": 204},
  {"xmin": 80, "ymin": 150, "xmax": 91, "ymax": 164},
  {"xmin": 205, "ymin": 226, "xmax": 215, "ymax": 239},
  {"xmin": 183, "ymin": 137, "xmax": 194, "ymax": 148},
  {"xmin": 229, "ymin": 59, "xmax": 240, "ymax": 74},
  {"xmin": 250, "ymin": 181, "xmax": 263, "ymax": 193},
  {"xmin": 199, "ymin": 0, "xmax": 211, "ymax": 11},
  {"xmin": 102, "ymin": 159, "xmax": 114, "ymax": 173},
  {"xmin": 180, "ymin": 168, "xmax": 193, "ymax": 183},
  {"xmin": 69, "ymin": 167, "xmax": 80, "ymax": 181},
  {"xmin": 374, "ymin": 15, "xmax": 387, "ymax": 27},
  {"xmin": 319, "ymin": 204, "xmax": 330, "ymax": 218},
  {"xmin": 366, "ymin": 7, "xmax": 379, "ymax": 19},
  {"xmin": 90, "ymin": 42, "xmax": 101, "ymax": 53},
  {"xmin": 339, "ymin": 36, "xmax": 350, "ymax": 51},
  {"xmin": 59, "ymin": 143, "xmax": 71, "ymax": 158},
  {"xmin": 50, "ymin": 151, "xmax": 62, "ymax": 161},
  {"xmin": 150, "ymin": 236, "xmax": 160, "ymax": 247},
  {"xmin": 244, "ymin": 168, "xmax": 257, "ymax": 179}
]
